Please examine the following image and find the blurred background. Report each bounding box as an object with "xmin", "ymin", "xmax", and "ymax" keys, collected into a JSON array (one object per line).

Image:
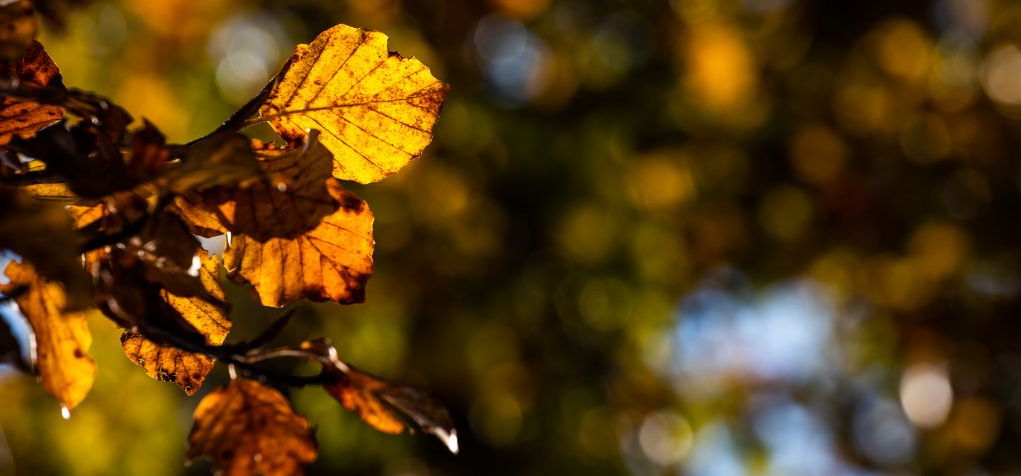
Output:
[{"xmin": 4, "ymin": 0, "xmax": 1021, "ymax": 474}]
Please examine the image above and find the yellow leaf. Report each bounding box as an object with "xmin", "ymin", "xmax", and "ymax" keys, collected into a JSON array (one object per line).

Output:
[
  {"xmin": 187, "ymin": 378, "xmax": 317, "ymax": 476},
  {"xmin": 0, "ymin": 260, "xmax": 95, "ymax": 410},
  {"xmin": 120, "ymin": 250, "xmax": 230, "ymax": 395},
  {"xmin": 260, "ymin": 24, "xmax": 449, "ymax": 183},
  {"xmin": 0, "ymin": 42, "xmax": 62, "ymax": 145},
  {"xmin": 173, "ymin": 140, "xmax": 375, "ymax": 307},
  {"xmin": 224, "ymin": 179, "xmax": 374, "ymax": 307}
]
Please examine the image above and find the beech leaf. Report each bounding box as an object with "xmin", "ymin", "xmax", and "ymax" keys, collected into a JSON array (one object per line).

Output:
[
  {"xmin": 120, "ymin": 250, "xmax": 230, "ymax": 395},
  {"xmin": 0, "ymin": 41, "xmax": 61, "ymax": 145},
  {"xmin": 223, "ymin": 179, "xmax": 374, "ymax": 307},
  {"xmin": 259, "ymin": 24, "xmax": 449, "ymax": 184},
  {"xmin": 187, "ymin": 378, "xmax": 317, "ymax": 476},
  {"xmin": 0, "ymin": 260, "xmax": 95, "ymax": 411}
]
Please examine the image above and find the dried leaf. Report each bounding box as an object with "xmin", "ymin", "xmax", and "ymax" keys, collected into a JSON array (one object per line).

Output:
[
  {"xmin": 0, "ymin": 41, "xmax": 61, "ymax": 145},
  {"xmin": 300, "ymin": 338, "xmax": 458, "ymax": 453},
  {"xmin": 259, "ymin": 24, "xmax": 449, "ymax": 183},
  {"xmin": 0, "ymin": 260, "xmax": 95, "ymax": 410},
  {"xmin": 174, "ymin": 137, "xmax": 336, "ymax": 240},
  {"xmin": 187, "ymin": 378, "xmax": 317, "ymax": 476},
  {"xmin": 224, "ymin": 179, "xmax": 374, "ymax": 307},
  {"xmin": 120, "ymin": 250, "xmax": 230, "ymax": 395}
]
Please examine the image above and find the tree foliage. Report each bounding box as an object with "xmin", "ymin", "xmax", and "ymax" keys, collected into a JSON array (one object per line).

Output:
[{"xmin": 0, "ymin": 1, "xmax": 455, "ymax": 474}]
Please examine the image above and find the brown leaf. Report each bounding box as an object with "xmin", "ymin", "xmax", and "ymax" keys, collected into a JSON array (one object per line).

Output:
[
  {"xmin": 187, "ymin": 378, "xmax": 317, "ymax": 476},
  {"xmin": 223, "ymin": 179, "xmax": 374, "ymax": 307},
  {"xmin": 259, "ymin": 24, "xmax": 449, "ymax": 183},
  {"xmin": 120, "ymin": 250, "xmax": 230, "ymax": 395},
  {"xmin": 0, "ymin": 260, "xmax": 95, "ymax": 410},
  {"xmin": 302, "ymin": 338, "xmax": 458, "ymax": 453},
  {"xmin": 0, "ymin": 41, "xmax": 61, "ymax": 145},
  {"xmin": 322, "ymin": 366, "xmax": 458, "ymax": 453}
]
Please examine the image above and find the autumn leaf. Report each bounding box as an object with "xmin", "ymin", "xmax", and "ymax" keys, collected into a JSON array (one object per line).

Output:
[
  {"xmin": 259, "ymin": 24, "xmax": 449, "ymax": 184},
  {"xmin": 120, "ymin": 250, "xmax": 230, "ymax": 395},
  {"xmin": 0, "ymin": 260, "xmax": 95, "ymax": 411},
  {"xmin": 187, "ymin": 378, "xmax": 317, "ymax": 476},
  {"xmin": 224, "ymin": 179, "xmax": 374, "ymax": 307},
  {"xmin": 174, "ymin": 136, "xmax": 336, "ymax": 240},
  {"xmin": 174, "ymin": 137, "xmax": 375, "ymax": 307},
  {"xmin": 0, "ymin": 41, "xmax": 62, "ymax": 146},
  {"xmin": 297, "ymin": 338, "xmax": 457, "ymax": 453}
]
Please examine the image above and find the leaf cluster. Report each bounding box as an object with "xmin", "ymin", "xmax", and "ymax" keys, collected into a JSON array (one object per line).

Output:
[{"xmin": 0, "ymin": 2, "xmax": 454, "ymax": 473}]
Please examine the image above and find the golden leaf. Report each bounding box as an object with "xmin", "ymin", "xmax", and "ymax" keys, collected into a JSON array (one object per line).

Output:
[
  {"xmin": 260, "ymin": 24, "xmax": 449, "ymax": 183},
  {"xmin": 224, "ymin": 179, "xmax": 374, "ymax": 307},
  {"xmin": 187, "ymin": 378, "xmax": 317, "ymax": 476},
  {"xmin": 174, "ymin": 140, "xmax": 375, "ymax": 307},
  {"xmin": 174, "ymin": 139, "xmax": 336, "ymax": 240},
  {"xmin": 120, "ymin": 250, "xmax": 230, "ymax": 395},
  {"xmin": 0, "ymin": 41, "xmax": 62, "ymax": 145},
  {"xmin": 324, "ymin": 368, "xmax": 406, "ymax": 434},
  {"xmin": 0, "ymin": 260, "xmax": 95, "ymax": 410}
]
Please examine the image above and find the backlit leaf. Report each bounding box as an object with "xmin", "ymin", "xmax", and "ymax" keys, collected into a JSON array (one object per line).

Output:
[
  {"xmin": 0, "ymin": 260, "xmax": 95, "ymax": 410},
  {"xmin": 120, "ymin": 250, "xmax": 230, "ymax": 395},
  {"xmin": 224, "ymin": 179, "xmax": 374, "ymax": 307},
  {"xmin": 303, "ymin": 338, "xmax": 458, "ymax": 453},
  {"xmin": 0, "ymin": 41, "xmax": 61, "ymax": 145},
  {"xmin": 187, "ymin": 378, "xmax": 317, "ymax": 476},
  {"xmin": 174, "ymin": 137, "xmax": 336, "ymax": 240},
  {"xmin": 259, "ymin": 24, "xmax": 449, "ymax": 183}
]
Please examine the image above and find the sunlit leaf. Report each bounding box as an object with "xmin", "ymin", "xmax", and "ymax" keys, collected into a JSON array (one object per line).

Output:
[
  {"xmin": 174, "ymin": 137, "xmax": 336, "ymax": 240},
  {"xmin": 0, "ymin": 41, "xmax": 61, "ymax": 145},
  {"xmin": 120, "ymin": 250, "xmax": 230, "ymax": 395},
  {"xmin": 0, "ymin": 260, "xmax": 95, "ymax": 410},
  {"xmin": 259, "ymin": 24, "xmax": 449, "ymax": 183},
  {"xmin": 187, "ymin": 378, "xmax": 317, "ymax": 476},
  {"xmin": 224, "ymin": 179, "xmax": 374, "ymax": 307}
]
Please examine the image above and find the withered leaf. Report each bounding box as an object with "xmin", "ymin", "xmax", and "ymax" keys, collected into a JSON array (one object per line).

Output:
[
  {"xmin": 297, "ymin": 338, "xmax": 457, "ymax": 453},
  {"xmin": 224, "ymin": 179, "xmax": 374, "ymax": 307},
  {"xmin": 0, "ymin": 260, "xmax": 95, "ymax": 410},
  {"xmin": 0, "ymin": 1, "xmax": 38, "ymax": 62},
  {"xmin": 323, "ymin": 365, "xmax": 457, "ymax": 453},
  {"xmin": 259, "ymin": 24, "xmax": 449, "ymax": 184},
  {"xmin": 0, "ymin": 41, "xmax": 61, "ymax": 145},
  {"xmin": 0, "ymin": 186, "xmax": 91, "ymax": 309},
  {"xmin": 187, "ymin": 378, "xmax": 317, "ymax": 476},
  {"xmin": 121, "ymin": 250, "xmax": 230, "ymax": 395},
  {"xmin": 175, "ymin": 136, "xmax": 336, "ymax": 240}
]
